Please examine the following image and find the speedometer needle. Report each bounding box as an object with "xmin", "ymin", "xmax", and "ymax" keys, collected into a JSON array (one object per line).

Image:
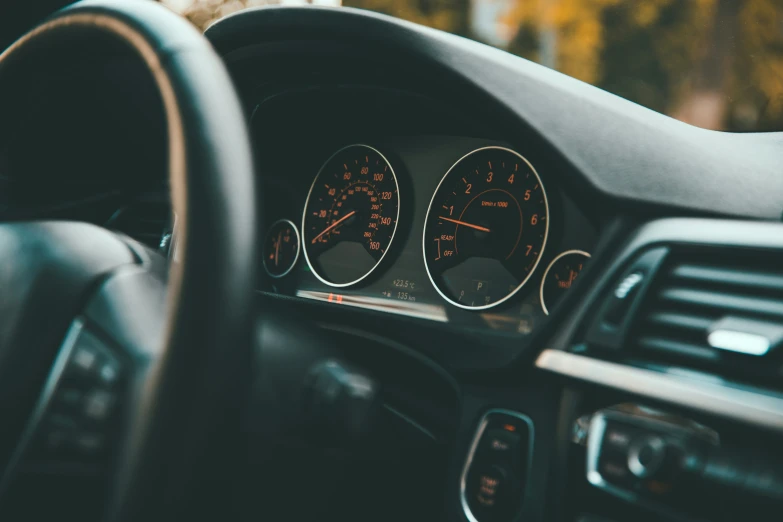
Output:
[
  {"xmin": 438, "ymin": 216, "xmax": 490, "ymax": 233},
  {"xmin": 311, "ymin": 210, "xmax": 357, "ymax": 244}
]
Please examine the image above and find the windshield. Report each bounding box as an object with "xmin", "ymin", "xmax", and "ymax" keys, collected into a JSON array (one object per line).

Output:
[{"xmin": 163, "ymin": 0, "xmax": 783, "ymax": 132}]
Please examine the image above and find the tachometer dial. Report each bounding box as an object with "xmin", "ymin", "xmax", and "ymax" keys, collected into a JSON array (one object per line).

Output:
[
  {"xmin": 540, "ymin": 250, "xmax": 590, "ymax": 315},
  {"xmin": 263, "ymin": 219, "xmax": 300, "ymax": 278},
  {"xmin": 302, "ymin": 144, "xmax": 400, "ymax": 287},
  {"xmin": 423, "ymin": 147, "xmax": 549, "ymax": 309}
]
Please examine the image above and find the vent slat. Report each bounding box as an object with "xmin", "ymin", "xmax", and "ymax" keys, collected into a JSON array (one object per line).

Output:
[
  {"xmin": 659, "ymin": 288, "xmax": 783, "ymax": 319},
  {"xmin": 637, "ymin": 336, "xmax": 720, "ymax": 362},
  {"xmin": 645, "ymin": 312, "xmax": 713, "ymax": 332},
  {"xmin": 671, "ymin": 264, "xmax": 783, "ymax": 292}
]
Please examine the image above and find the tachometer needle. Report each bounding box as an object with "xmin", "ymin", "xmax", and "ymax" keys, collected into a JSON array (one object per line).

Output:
[
  {"xmin": 311, "ymin": 210, "xmax": 357, "ymax": 244},
  {"xmin": 438, "ymin": 216, "xmax": 490, "ymax": 233}
]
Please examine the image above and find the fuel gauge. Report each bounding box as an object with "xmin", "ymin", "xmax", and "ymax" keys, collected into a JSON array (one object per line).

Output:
[
  {"xmin": 263, "ymin": 219, "xmax": 300, "ymax": 278},
  {"xmin": 540, "ymin": 250, "xmax": 590, "ymax": 315}
]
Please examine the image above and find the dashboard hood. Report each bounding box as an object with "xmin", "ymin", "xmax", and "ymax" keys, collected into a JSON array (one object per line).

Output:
[{"xmin": 207, "ymin": 5, "xmax": 783, "ymax": 221}]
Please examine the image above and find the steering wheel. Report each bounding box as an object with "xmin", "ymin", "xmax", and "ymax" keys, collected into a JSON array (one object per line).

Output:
[{"xmin": 0, "ymin": 0, "xmax": 256, "ymax": 520}]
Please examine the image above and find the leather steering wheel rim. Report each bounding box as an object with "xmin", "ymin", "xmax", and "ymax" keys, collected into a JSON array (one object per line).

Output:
[{"xmin": 0, "ymin": 0, "xmax": 257, "ymax": 519}]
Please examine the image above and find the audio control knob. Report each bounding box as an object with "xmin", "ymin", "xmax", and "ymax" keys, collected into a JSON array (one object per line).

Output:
[{"xmin": 628, "ymin": 435, "xmax": 668, "ymax": 479}]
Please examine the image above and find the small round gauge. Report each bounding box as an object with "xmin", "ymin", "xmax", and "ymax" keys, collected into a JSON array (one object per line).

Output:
[
  {"xmin": 540, "ymin": 250, "xmax": 590, "ymax": 315},
  {"xmin": 302, "ymin": 144, "xmax": 400, "ymax": 287},
  {"xmin": 423, "ymin": 146, "xmax": 549, "ymax": 310},
  {"xmin": 263, "ymin": 219, "xmax": 301, "ymax": 278}
]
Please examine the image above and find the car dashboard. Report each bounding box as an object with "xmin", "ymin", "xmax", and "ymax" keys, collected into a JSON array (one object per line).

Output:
[{"xmin": 2, "ymin": 5, "xmax": 783, "ymax": 522}]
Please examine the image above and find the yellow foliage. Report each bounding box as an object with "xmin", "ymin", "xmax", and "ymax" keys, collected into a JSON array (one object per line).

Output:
[
  {"xmin": 737, "ymin": 0, "xmax": 783, "ymax": 121},
  {"xmin": 344, "ymin": 0, "xmax": 469, "ymax": 35},
  {"xmin": 164, "ymin": 0, "xmax": 783, "ymax": 130}
]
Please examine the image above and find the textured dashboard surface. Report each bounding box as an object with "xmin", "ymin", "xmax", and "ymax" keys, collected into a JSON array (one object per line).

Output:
[{"xmin": 207, "ymin": 6, "xmax": 783, "ymax": 221}]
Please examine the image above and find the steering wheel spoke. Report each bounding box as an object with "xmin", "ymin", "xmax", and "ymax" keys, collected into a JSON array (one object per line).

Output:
[
  {"xmin": 4, "ymin": 319, "xmax": 125, "ymax": 475},
  {"xmin": 0, "ymin": 221, "xmax": 154, "ymax": 518},
  {"xmin": 0, "ymin": 221, "xmax": 175, "ymax": 519}
]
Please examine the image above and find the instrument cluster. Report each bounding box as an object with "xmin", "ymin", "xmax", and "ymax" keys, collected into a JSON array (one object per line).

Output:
[{"xmin": 259, "ymin": 135, "xmax": 596, "ymax": 335}]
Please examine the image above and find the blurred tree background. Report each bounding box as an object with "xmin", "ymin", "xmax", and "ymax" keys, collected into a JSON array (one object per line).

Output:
[{"xmin": 163, "ymin": 0, "xmax": 783, "ymax": 131}]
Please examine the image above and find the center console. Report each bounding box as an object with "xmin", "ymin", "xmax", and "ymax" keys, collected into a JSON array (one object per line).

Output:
[{"xmin": 579, "ymin": 403, "xmax": 783, "ymax": 522}]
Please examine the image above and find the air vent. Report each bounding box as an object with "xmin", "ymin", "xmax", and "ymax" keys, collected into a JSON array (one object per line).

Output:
[
  {"xmin": 106, "ymin": 200, "xmax": 171, "ymax": 249},
  {"xmin": 630, "ymin": 248, "xmax": 783, "ymax": 384}
]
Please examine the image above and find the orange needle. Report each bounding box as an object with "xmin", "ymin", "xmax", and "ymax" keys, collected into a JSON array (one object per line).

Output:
[
  {"xmin": 274, "ymin": 230, "xmax": 282, "ymax": 267},
  {"xmin": 311, "ymin": 210, "xmax": 357, "ymax": 244},
  {"xmin": 438, "ymin": 216, "xmax": 490, "ymax": 233}
]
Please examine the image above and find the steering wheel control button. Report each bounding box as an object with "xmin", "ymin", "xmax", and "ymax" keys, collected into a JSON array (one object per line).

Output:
[
  {"xmin": 98, "ymin": 359, "xmax": 120, "ymax": 385},
  {"xmin": 483, "ymin": 429, "xmax": 521, "ymax": 461},
  {"xmin": 83, "ymin": 390, "xmax": 116, "ymax": 422},
  {"xmin": 69, "ymin": 337, "xmax": 100, "ymax": 373},
  {"xmin": 461, "ymin": 411, "xmax": 533, "ymax": 522},
  {"xmin": 73, "ymin": 432, "xmax": 106, "ymax": 456},
  {"xmin": 41, "ymin": 414, "xmax": 77, "ymax": 453},
  {"xmin": 55, "ymin": 388, "xmax": 85, "ymax": 410},
  {"xmin": 19, "ymin": 325, "xmax": 125, "ymax": 471}
]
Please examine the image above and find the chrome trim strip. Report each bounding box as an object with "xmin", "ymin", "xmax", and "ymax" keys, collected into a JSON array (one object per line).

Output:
[
  {"xmin": 536, "ymin": 349, "xmax": 783, "ymax": 432},
  {"xmin": 294, "ymin": 289, "xmax": 449, "ymax": 322},
  {"xmin": 459, "ymin": 409, "xmax": 534, "ymax": 522},
  {"xmin": 0, "ymin": 319, "xmax": 85, "ymax": 496}
]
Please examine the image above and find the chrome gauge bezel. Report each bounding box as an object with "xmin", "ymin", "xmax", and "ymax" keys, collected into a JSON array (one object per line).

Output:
[
  {"xmin": 262, "ymin": 218, "xmax": 301, "ymax": 279},
  {"xmin": 301, "ymin": 144, "xmax": 401, "ymax": 288},
  {"xmin": 539, "ymin": 249, "xmax": 591, "ymax": 315},
  {"xmin": 422, "ymin": 146, "xmax": 550, "ymax": 310}
]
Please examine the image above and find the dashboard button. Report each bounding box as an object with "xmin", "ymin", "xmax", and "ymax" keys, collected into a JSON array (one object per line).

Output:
[
  {"xmin": 470, "ymin": 465, "xmax": 508, "ymax": 518},
  {"xmin": 603, "ymin": 423, "xmax": 636, "ymax": 451},
  {"xmin": 627, "ymin": 435, "xmax": 667, "ymax": 479},
  {"xmin": 462, "ymin": 411, "xmax": 532, "ymax": 522},
  {"xmin": 481, "ymin": 429, "xmax": 520, "ymax": 462},
  {"xmin": 599, "ymin": 460, "xmax": 630, "ymax": 484}
]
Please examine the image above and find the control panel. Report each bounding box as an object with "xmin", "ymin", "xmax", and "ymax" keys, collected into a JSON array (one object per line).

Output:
[
  {"xmin": 25, "ymin": 326, "xmax": 124, "ymax": 467},
  {"xmin": 461, "ymin": 410, "xmax": 533, "ymax": 522},
  {"xmin": 586, "ymin": 405, "xmax": 783, "ymax": 521},
  {"xmin": 0, "ymin": 322, "xmax": 125, "ymax": 489},
  {"xmin": 0, "ymin": 321, "xmax": 127, "ymax": 519}
]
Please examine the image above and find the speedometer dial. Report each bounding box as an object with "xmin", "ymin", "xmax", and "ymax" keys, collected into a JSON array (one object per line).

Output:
[
  {"xmin": 423, "ymin": 147, "xmax": 549, "ymax": 309},
  {"xmin": 302, "ymin": 144, "xmax": 400, "ymax": 287}
]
